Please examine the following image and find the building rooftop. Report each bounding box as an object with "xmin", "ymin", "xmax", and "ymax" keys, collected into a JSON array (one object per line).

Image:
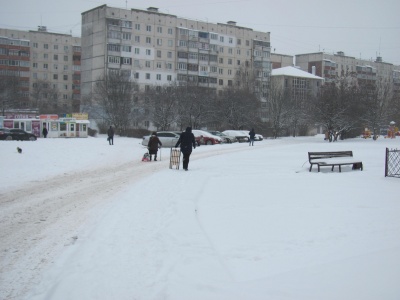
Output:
[{"xmin": 271, "ymin": 66, "xmax": 323, "ymax": 80}]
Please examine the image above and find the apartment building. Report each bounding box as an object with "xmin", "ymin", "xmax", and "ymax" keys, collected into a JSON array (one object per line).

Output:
[
  {"xmin": 271, "ymin": 53, "xmax": 294, "ymax": 69},
  {"xmin": 0, "ymin": 27, "xmax": 81, "ymax": 112},
  {"xmin": 295, "ymin": 52, "xmax": 400, "ymax": 93},
  {"xmin": 81, "ymin": 5, "xmax": 271, "ymax": 101}
]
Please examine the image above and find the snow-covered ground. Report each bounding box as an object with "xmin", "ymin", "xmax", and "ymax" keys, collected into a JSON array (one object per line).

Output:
[{"xmin": 1, "ymin": 135, "xmax": 399, "ymax": 300}]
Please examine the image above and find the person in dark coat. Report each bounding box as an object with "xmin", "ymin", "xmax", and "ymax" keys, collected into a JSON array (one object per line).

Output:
[
  {"xmin": 42, "ymin": 126, "xmax": 48, "ymax": 138},
  {"xmin": 147, "ymin": 132, "xmax": 162, "ymax": 161},
  {"xmin": 175, "ymin": 127, "xmax": 196, "ymax": 171},
  {"xmin": 107, "ymin": 126, "xmax": 114, "ymax": 145},
  {"xmin": 249, "ymin": 128, "xmax": 256, "ymax": 146}
]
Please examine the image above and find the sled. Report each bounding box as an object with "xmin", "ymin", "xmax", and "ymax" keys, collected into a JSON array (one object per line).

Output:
[
  {"xmin": 142, "ymin": 152, "xmax": 150, "ymax": 162},
  {"xmin": 169, "ymin": 148, "xmax": 181, "ymax": 169}
]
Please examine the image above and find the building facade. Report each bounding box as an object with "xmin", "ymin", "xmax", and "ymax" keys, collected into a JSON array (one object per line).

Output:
[
  {"xmin": 0, "ymin": 27, "xmax": 81, "ymax": 112},
  {"xmin": 81, "ymin": 5, "xmax": 271, "ymax": 119},
  {"xmin": 271, "ymin": 53, "xmax": 293, "ymax": 69},
  {"xmin": 295, "ymin": 52, "xmax": 400, "ymax": 96}
]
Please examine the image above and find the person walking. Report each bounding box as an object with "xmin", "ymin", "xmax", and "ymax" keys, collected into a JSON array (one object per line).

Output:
[
  {"xmin": 107, "ymin": 126, "xmax": 114, "ymax": 145},
  {"xmin": 42, "ymin": 126, "xmax": 48, "ymax": 138},
  {"xmin": 175, "ymin": 127, "xmax": 196, "ymax": 171},
  {"xmin": 249, "ymin": 128, "xmax": 256, "ymax": 146},
  {"xmin": 147, "ymin": 132, "xmax": 162, "ymax": 161}
]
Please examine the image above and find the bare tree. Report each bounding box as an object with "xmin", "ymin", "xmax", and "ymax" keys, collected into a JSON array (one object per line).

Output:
[
  {"xmin": 0, "ymin": 75, "xmax": 20, "ymax": 114},
  {"xmin": 175, "ymin": 83, "xmax": 215, "ymax": 129},
  {"xmin": 92, "ymin": 71, "xmax": 139, "ymax": 135},
  {"xmin": 267, "ymin": 80, "xmax": 291, "ymax": 138},
  {"xmin": 146, "ymin": 83, "xmax": 179, "ymax": 131},
  {"xmin": 359, "ymin": 79, "xmax": 394, "ymax": 139}
]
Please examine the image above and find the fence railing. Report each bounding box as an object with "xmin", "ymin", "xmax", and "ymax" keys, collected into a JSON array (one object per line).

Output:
[{"xmin": 385, "ymin": 148, "xmax": 400, "ymax": 178}]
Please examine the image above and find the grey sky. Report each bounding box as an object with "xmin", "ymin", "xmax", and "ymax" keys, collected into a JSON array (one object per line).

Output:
[{"xmin": 1, "ymin": 0, "xmax": 399, "ymax": 65}]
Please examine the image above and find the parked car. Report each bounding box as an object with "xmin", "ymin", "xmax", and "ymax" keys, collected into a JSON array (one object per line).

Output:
[
  {"xmin": 208, "ymin": 131, "xmax": 237, "ymax": 143},
  {"xmin": 192, "ymin": 129, "xmax": 222, "ymax": 145},
  {"xmin": 0, "ymin": 128, "xmax": 37, "ymax": 141},
  {"xmin": 222, "ymin": 130, "xmax": 249, "ymax": 143},
  {"xmin": 141, "ymin": 131, "xmax": 180, "ymax": 148}
]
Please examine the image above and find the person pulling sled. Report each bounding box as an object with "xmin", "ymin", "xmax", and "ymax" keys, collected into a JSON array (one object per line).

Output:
[{"xmin": 147, "ymin": 132, "xmax": 162, "ymax": 161}]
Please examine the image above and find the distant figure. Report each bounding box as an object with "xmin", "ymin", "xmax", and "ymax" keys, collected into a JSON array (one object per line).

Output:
[
  {"xmin": 249, "ymin": 128, "xmax": 256, "ymax": 146},
  {"xmin": 17, "ymin": 147, "xmax": 22, "ymax": 154},
  {"xmin": 107, "ymin": 126, "xmax": 114, "ymax": 145},
  {"xmin": 175, "ymin": 127, "xmax": 196, "ymax": 171},
  {"xmin": 42, "ymin": 127, "xmax": 48, "ymax": 138},
  {"xmin": 147, "ymin": 132, "xmax": 162, "ymax": 161}
]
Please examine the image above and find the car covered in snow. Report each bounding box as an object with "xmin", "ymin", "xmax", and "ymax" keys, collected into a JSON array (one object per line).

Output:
[
  {"xmin": 222, "ymin": 130, "xmax": 249, "ymax": 143},
  {"xmin": 208, "ymin": 131, "xmax": 237, "ymax": 143},
  {"xmin": 141, "ymin": 131, "xmax": 180, "ymax": 148}
]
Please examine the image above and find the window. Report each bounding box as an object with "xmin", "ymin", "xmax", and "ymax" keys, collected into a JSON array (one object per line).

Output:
[
  {"xmin": 134, "ymin": 36, "xmax": 140, "ymax": 43},
  {"xmin": 122, "ymin": 45, "xmax": 131, "ymax": 52},
  {"xmin": 122, "ymin": 33, "xmax": 131, "ymax": 40},
  {"xmin": 146, "ymin": 37, "xmax": 151, "ymax": 44},
  {"xmin": 54, "ymin": 54, "xmax": 58, "ymax": 60},
  {"xmin": 146, "ymin": 73, "xmax": 150, "ymax": 79},
  {"xmin": 219, "ymin": 68, "xmax": 223, "ymax": 74},
  {"xmin": 64, "ymin": 55, "xmax": 68, "ymax": 61},
  {"xmin": 54, "ymin": 45, "xmax": 58, "ymax": 50},
  {"xmin": 134, "ymin": 72, "xmax": 139, "ymax": 79},
  {"xmin": 33, "ymin": 42, "xmax": 38, "ymax": 48},
  {"xmin": 228, "ymin": 80, "xmax": 233, "ymax": 86},
  {"xmin": 167, "ymin": 51, "xmax": 172, "ymax": 58},
  {"xmin": 219, "ymin": 58, "xmax": 223, "ymax": 64},
  {"xmin": 219, "ymin": 79, "xmax": 223, "ymax": 85},
  {"xmin": 168, "ymin": 28, "xmax": 173, "ymax": 34},
  {"xmin": 43, "ymin": 53, "xmax": 48, "ymax": 59},
  {"xmin": 157, "ymin": 50, "xmax": 161, "ymax": 58},
  {"xmin": 166, "ymin": 63, "xmax": 172, "ymax": 69},
  {"xmin": 64, "ymin": 45, "xmax": 69, "ymax": 51},
  {"xmin": 237, "ymin": 39, "xmax": 241, "ymax": 45},
  {"xmin": 219, "ymin": 47, "xmax": 224, "ymax": 53},
  {"xmin": 43, "ymin": 63, "xmax": 48, "ymax": 69},
  {"xmin": 237, "ymin": 60, "xmax": 240, "ymax": 65},
  {"xmin": 64, "ymin": 65, "xmax": 68, "ymax": 70},
  {"xmin": 63, "ymin": 94, "xmax": 68, "ymax": 99},
  {"xmin": 237, "ymin": 49, "xmax": 241, "ymax": 55},
  {"xmin": 168, "ymin": 40, "xmax": 173, "ymax": 47},
  {"xmin": 246, "ymin": 40, "xmax": 250, "ymax": 46},
  {"xmin": 63, "ymin": 75, "xmax": 68, "ymax": 80},
  {"xmin": 167, "ymin": 75, "xmax": 172, "ymax": 81},
  {"xmin": 146, "ymin": 49, "xmax": 151, "ymax": 55},
  {"xmin": 33, "ymin": 62, "xmax": 38, "ymax": 68},
  {"xmin": 44, "ymin": 44, "xmax": 48, "ymax": 49},
  {"xmin": 210, "ymin": 33, "xmax": 218, "ymax": 40},
  {"xmin": 157, "ymin": 26, "xmax": 162, "ymax": 33},
  {"xmin": 134, "ymin": 48, "xmax": 140, "ymax": 54},
  {"xmin": 177, "ymin": 62, "xmax": 187, "ymax": 70},
  {"xmin": 122, "ymin": 57, "xmax": 131, "ymax": 65},
  {"xmin": 108, "ymin": 56, "xmax": 120, "ymax": 64},
  {"xmin": 146, "ymin": 25, "xmax": 152, "ymax": 32},
  {"xmin": 135, "ymin": 24, "xmax": 140, "ymax": 30},
  {"xmin": 156, "ymin": 62, "xmax": 162, "ymax": 69},
  {"xmin": 228, "ymin": 48, "xmax": 233, "ymax": 54},
  {"xmin": 145, "ymin": 61, "xmax": 150, "ymax": 67},
  {"xmin": 53, "ymin": 74, "xmax": 58, "ymax": 80},
  {"xmin": 53, "ymin": 64, "xmax": 58, "ymax": 69},
  {"xmin": 157, "ymin": 38, "xmax": 162, "ymax": 46},
  {"xmin": 64, "ymin": 84, "xmax": 68, "ymax": 90},
  {"xmin": 156, "ymin": 74, "xmax": 161, "ymax": 80},
  {"xmin": 228, "ymin": 69, "xmax": 232, "ymax": 75},
  {"xmin": 229, "ymin": 38, "xmax": 233, "ymax": 44},
  {"xmin": 219, "ymin": 36, "xmax": 224, "ymax": 42}
]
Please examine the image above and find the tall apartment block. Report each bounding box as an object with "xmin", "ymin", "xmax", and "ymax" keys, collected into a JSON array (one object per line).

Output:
[
  {"xmin": 295, "ymin": 51, "xmax": 400, "ymax": 96},
  {"xmin": 0, "ymin": 27, "xmax": 81, "ymax": 113},
  {"xmin": 81, "ymin": 5, "xmax": 271, "ymax": 101}
]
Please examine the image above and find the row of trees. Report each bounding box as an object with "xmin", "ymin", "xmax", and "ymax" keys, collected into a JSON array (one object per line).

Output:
[
  {"xmin": 0, "ymin": 76, "xmax": 76, "ymax": 115},
  {"xmin": 87, "ymin": 70, "xmax": 399, "ymax": 139}
]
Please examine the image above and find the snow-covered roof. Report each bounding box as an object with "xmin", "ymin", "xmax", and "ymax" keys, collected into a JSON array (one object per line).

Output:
[{"xmin": 271, "ymin": 66, "xmax": 324, "ymax": 80}]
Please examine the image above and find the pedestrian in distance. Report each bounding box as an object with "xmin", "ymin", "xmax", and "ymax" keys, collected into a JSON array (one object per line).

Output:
[
  {"xmin": 107, "ymin": 126, "xmax": 114, "ymax": 145},
  {"xmin": 147, "ymin": 132, "xmax": 162, "ymax": 161},
  {"xmin": 249, "ymin": 128, "xmax": 256, "ymax": 146},
  {"xmin": 175, "ymin": 127, "xmax": 196, "ymax": 171},
  {"xmin": 42, "ymin": 126, "xmax": 48, "ymax": 138}
]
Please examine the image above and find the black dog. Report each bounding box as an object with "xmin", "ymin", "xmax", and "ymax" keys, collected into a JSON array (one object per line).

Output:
[{"xmin": 17, "ymin": 147, "xmax": 22, "ymax": 154}]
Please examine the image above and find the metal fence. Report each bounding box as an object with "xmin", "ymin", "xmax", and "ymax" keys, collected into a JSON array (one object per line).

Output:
[{"xmin": 385, "ymin": 148, "xmax": 400, "ymax": 178}]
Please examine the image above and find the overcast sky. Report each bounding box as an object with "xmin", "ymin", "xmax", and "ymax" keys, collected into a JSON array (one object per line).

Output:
[{"xmin": 1, "ymin": 0, "xmax": 399, "ymax": 65}]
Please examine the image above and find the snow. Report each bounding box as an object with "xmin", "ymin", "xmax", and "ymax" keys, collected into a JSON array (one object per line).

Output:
[
  {"xmin": 1, "ymin": 135, "xmax": 400, "ymax": 300},
  {"xmin": 271, "ymin": 66, "xmax": 324, "ymax": 80}
]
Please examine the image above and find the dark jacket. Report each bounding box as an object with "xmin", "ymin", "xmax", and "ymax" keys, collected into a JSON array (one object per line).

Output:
[
  {"xmin": 148, "ymin": 135, "xmax": 162, "ymax": 154},
  {"xmin": 249, "ymin": 129, "xmax": 256, "ymax": 139},
  {"xmin": 175, "ymin": 127, "xmax": 196, "ymax": 154},
  {"xmin": 107, "ymin": 127, "xmax": 114, "ymax": 137}
]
